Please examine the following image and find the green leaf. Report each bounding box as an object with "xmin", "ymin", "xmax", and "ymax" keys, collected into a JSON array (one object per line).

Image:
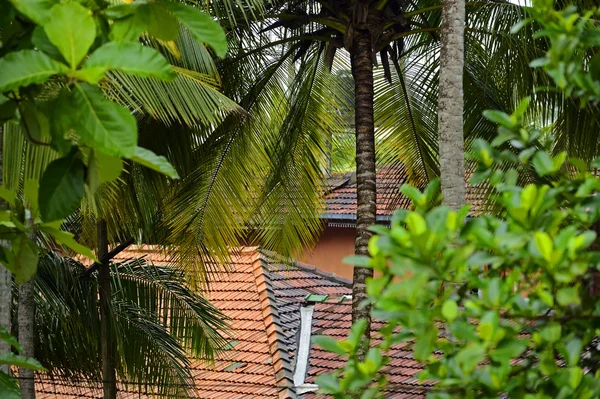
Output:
[
  {"xmin": 315, "ymin": 373, "xmax": 340, "ymax": 393},
  {"xmin": 532, "ymin": 152, "xmax": 554, "ymax": 176},
  {"xmin": 0, "ymin": 352, "xmax": 45, "ymax": 370},
  {"xmin": 342, "ymin": 255, "xmax": 371, "ymax": 267},
  {"xmin": 31, "ymin": 26, "xmax": 64, "ymax": 63},
  {"xmin": 146, "ymin": 3, "xmax": 179, "ymax": 41},
  {"xmin": 89, "ymin": 150, "xmax": 123, "ymax": 186},
  {"xmin": 0, "ymin": 327, "xmax": 22, "ymax": 353},
  {"xmin": 0, "ymin": 371, "xmax": 20, "ymax": 399},
  {"xmin": 37, "ymin": 224, "xmax": 97, "ymax": 261},
  {"xmin": 0, "ymin": 50, "xmax": 66, "ymax": 93},
  {"xmin": 534, "ymin": 232, "xmax": 553, "ymax": 262},
  {"xmin": 44, "ymin": 3, "xmax": 96, "ymax": 68},
  {"xmin": 556, "ymin": 287, "xmax": 581, "ymax": 307},
  {"xmin": 159, "ymin": 2, "xmax": 228, "ymax": 57},
  {"xmin": 406, "ymin": 212, "xmax": 427, "ymax": 235},
  {"xmin": 0, "ymin": 187, "xmax": 16, "ymax": 207},
  {"xmin": 19, "ymin": 100, "xmax": 50, "ymax": 143},
  {"xmin": 7, "ymin": 0, "xmax": 55, "ymax": 24},
  {"xmin": 567, "ymin": 367, "xmax": 583, "ymax": 389},
  {"xmin": 539, "ymin": 323, "xmax": 561, "ymax": 343},
  {"xmin": 441, "ymin": 300, "xmax": 458, "ymax": 322},
  {"xmin": 413, "ymin": 327, "xmax": 435, "ymax": 361},
  {"xmin": 129, "ymin": 146, "xmax": 179, "ymax": 178},
  {"xmin": 82, "ymin": 42, "xmax": 176, "ymax": 83},
  {"xmin": 39, "ymin": 149, "xmax": 85, "ymax": 222},
  {"xmin": 23, "ymin": 179, "xmax": 39, "ymax": 219},
  {"xmin": 109, "ymin": 12, "xmax": 146, "ymax": 42},
  {"xmin": 312, "ymin": 336, "xmax": 347, "ymax": 355},
  {"xmin": 482, "ymin": 110, "xmax": 516, "ymax": 129},
  {"xmin": 69, "ymin": 84, "xmax": 137, "ymax": 157},
  {"xmin": 11, "ymin": 235, "xmax": 39, "ymax": 284}
]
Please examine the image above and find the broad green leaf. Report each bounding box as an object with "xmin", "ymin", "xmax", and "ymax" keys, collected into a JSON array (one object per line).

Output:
[
  {"xmin": 69, "ymin": 84, "xmax": 137, "ymax": 157},
  {"xmin": 0, "ymin": 187, "xmax": 16, "ymax": 207},
  {"xmin": 567, "ymin": 367, "xmax": 583, "ymax": 389},
  {"xmin": 160, "ymin": 2, "xmax": 228, "ymax": 57},
  {"xmin": 19, "ymin": 100, "xmax": 50, "ymax": 143},
  {"xmin": 104, "ymin": 3, "xmax": 139, "ymax": 18},
  {"xmin": 11, "ymin": 235, "xmax": 39, "ymax": 284},
  {"xmin": 31, "ymin": 26, "xmax": 64, "ymax": 63},
  {"xmin": 315, "ymin": 373, "xmax": 340, "ymax": 393},
  {"xmin": 534, "ymin": 232, "xmax": 553, "ymax": 262},
  {"xmin": 44, "ymin": 3, "xmax": 96, "ymax": 68},
  {"xmin": 532, "ymin": 152, "xmax": 554, "ymax": 176},
  {"xmin": 441, "ymin": 300, "xmax": 458, "ymax": 322},
  {"xmin": 37, "ymin": 224, "xmax": 97, "ymax": 261},
  {"xmin": 146, "ymin": 3, "xmax": 179, "ymax": 41},
  {"xmin": 109, "ymin": 12, "xmax": 146, "ymax": 42},
  {"xmin": 312, "ymin": 336, "xmax": 347, "ymax": 355},
  {"xmin": 0, "ymin": 327, "xmax": 22, "ymax": 353},
  {"xmin": 39, "ymin": 149, "xmax": 85, "ymax": 222},
  {"xmin": 90, "ymin": 150, "xmax": 123, "ymax": 184},
  {"xmin": 0, "ymin": 372, "xmax": 20, "ymax": 399},
  {"xmin": 130, "ymin": 146, "xmax": 179, "ymax": 178},
  {"xmin": 342, "ymin": 255, "xmax": 371, "ymax": 267},
  {"xmin": 23, "ymin": 179, "xmax": 39, "ymax": 219},
  {"xmin": 83, "ymin": 42, "xmax": 176, "ymax": 82},
  {"xmin": 539, "ymin": 323, "xmax": 561, "ymax": 343},
  {"xmin": 406, "ymin": 212, "xmax": 427, "ymax": 235},
  {"xmin": 482, "ymin": 110, "xmax": 516, "ymax": 129},
  {"xmin": 0, "ymin": 50, "xmax": 66, "ymax": 93},
  {"xmin": 413, "ymin": 328, "xmax": 435, "ymax": 361},
  {"xmin": 7, "ymin": 0, "xmax": 54, "ymax": 24},
  {"xmin": 556, "ymin": 287, "xmax": 581, "ymax": 307},
  {"xmin": 0, "ymin": 352, "xmax": 45, "ymax": 370}
]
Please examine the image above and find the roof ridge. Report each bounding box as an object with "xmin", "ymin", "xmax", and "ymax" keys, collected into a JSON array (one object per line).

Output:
[
  {"xmin": 250, "ymin": 251, "xmax": 296, "ymax": 399},
  {"xmin": 257, "ymin": 249, "xmax": 353, "ymax": 288}
]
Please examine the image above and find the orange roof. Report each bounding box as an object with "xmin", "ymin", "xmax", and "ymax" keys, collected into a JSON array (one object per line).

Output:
[{"xmin": 35, "ymin": 246, "xmax": 428, "ymax": 398}]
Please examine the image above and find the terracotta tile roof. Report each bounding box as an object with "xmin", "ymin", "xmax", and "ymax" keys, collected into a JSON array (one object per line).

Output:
[
  {"xmin": 324, "ymin": 165, "xmax": 487, "ymax": 224},
  {"xmin": 35, "ymin": 246, "xmax": 429, "ymax": 398}
]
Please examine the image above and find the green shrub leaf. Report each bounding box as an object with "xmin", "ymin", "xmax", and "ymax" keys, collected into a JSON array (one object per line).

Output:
[
  {"xmin": 130, "ymin": 146, "xmax": 179, "ymax": 178},
  {"xmin": 44, "ymin": 3, "xmax": 96, "ymax": 68},
  {"xmin": 0, "ymin": 50, "xmax": 66, "ymax": 93},
  {"xmin": 68, "ymin": 84, "xmax": 137, "ymax": 157},
  {"xmin": 39, "ymin": 149, "xmax": 85, "ymax": 222},
  {"xmin": 83, "ymin": 42, "xmax": 176, "ymax": 82}
]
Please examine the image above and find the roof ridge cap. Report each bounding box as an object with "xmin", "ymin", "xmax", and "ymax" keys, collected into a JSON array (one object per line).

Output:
[
  {"xmin": 250, "ymin": 252, "xmax": 296, "ymax": 399},
  {"xmin": 257, "ymin": 249, "xmax": 352, "ymax": 288}
]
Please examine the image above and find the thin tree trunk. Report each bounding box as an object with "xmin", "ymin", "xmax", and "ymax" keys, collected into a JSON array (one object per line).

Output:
[
  {"xmin": 351, "ymin": 30, "xmax": 376, "ymax": 358},
  {"xmin": 98, "ymin": 220, "xmax": 116, "ymax": 399},
  {"xmin": 0, "ymin": 127, "xmax": 11, "ymax": 376},
  {"xmin": 438, "ymin": 0, "xmax": 466, "ymax": 209},
  {"xmin": 18, "ymin": 277, "xmax": 35, "ymax": 399},
  {"xmin": 18, "ymin": 210, "xmax": 37, "ymax": 399}
]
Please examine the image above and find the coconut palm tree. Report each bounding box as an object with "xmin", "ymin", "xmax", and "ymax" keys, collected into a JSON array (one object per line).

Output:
[
  {"xmin": 437, "ymin": 0, "xmax": 465, "ymax": 209},
  {"xmin": 210, "ymin": 0, "xmax": 556, "ymax": 354}
]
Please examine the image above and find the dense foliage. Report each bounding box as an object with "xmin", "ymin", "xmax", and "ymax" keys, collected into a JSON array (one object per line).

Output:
[
  {"xmin": 0, "ymin": 0, "xmax": 226, "ymax": 395},
  {"xmin": 314, "ymin": 2, "xmax": 600, "ymax": 398}
]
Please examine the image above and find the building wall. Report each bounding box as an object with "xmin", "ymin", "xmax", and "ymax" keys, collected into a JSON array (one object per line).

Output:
[{"xmin": 301, "ymin": 226, "xmax": 356, "ymax": 280}]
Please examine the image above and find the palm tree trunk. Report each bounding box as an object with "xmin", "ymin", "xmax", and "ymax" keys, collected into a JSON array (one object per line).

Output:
[
  {"xmin": 438, "ymin": 0, "xmax": 466, "ymax": 209},
  {"xmin": 351, "ymin": 30, "xmax": 376, "ymax": 357},
  {"xmin": 18, "ymin": 278, "xmax": 36, "ymax": 399},
  {"xmin": 98, "ymin": 220, "xmax": 116, "ymax": 399},
  {"xmin": 0, "ymin": 127, "xmax": 11, "ymax": 376}
]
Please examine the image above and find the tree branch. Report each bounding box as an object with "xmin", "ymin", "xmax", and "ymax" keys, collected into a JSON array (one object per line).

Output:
[{"xmin": 80, "ymin": 238, "xmax": 135, "ymax": 277}]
